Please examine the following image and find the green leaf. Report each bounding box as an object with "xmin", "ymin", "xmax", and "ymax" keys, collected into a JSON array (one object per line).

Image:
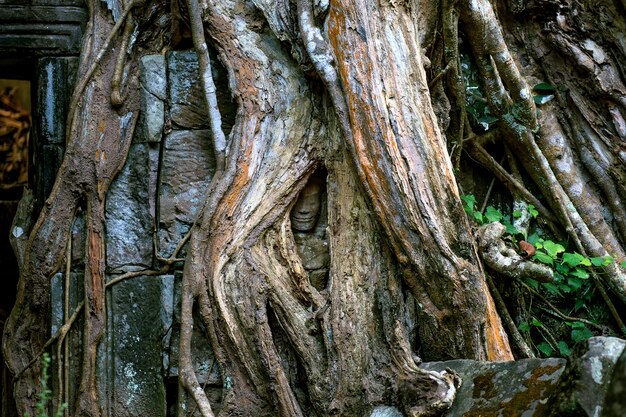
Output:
[
  {"xmin": 580, "ymin": 257, "xmax": 592, "ymax": 267},
  {"xmin": 559, "ymin": 283, "xmax": 572, "ymax": 293},
  {"xmin": 574, "ymin": 298, "xmax": 585, "ymax": 311},
  {"xmin": 513, "ymin": 210, "xmax": 522, "ymax": 218},
  {"xmin": 590, "ymin": 256, "xmax": 606, "ymax": 267},
  {"xmin": 570, "ymin": 268, "xmax": 590, "ymax": 279},
  {"xmin": 537, "ymin": 342, "xmax": 553, "ymax": 356},
  {"xmin": 461, "ymin": 194, "xmax": 476, "ymax": 212},
  {"xmin": 503, "ymin": 221, "xmax": 519, "ymax": 236},
  {"xmin": 542, "ymin": 282, "xmax": 561, "ymax": 295},
  {"xmin": 532, "ymin": 318, "xmax": 544, "ymax": 327},
  {"xmin": 567, "ymin": 277, "xmax": 584, "ymax": 290},
  {"xmin": 473, "ymin": 211, "xmax": 484, "ymax": 224},
  {"xmin": 556, "ymin": 263, "xmax": 570, "ymax": 274},
  {"xmin": 558, "ymin": 341, "xmax": 572, "ymax": 356},
  {"xmin": 534, "ymin": 251, "xmax": 554, "ymax": 265},
  {"xmin": 543, "ymin": 241, "xmax": 565, "ymax": 258},
  {"xmin": 562, "ymin": 252, "xmax": 586, "ymax": 268},
  {"xmin": 527, "ymin": 233, "xmax": 542, "ymax": 246},
  {"xmin": 621, "ymin": 260, "xmax": 626, "ymax": 268},
  {"xmin": 525, "ymin": 278, "xmax": 539, "ymax": 290},
  {"xmin": 528, "ymin": 204, "xmax": 539, "ymax": 218},
  {"xmin": 519, "ymin": 321, "xmax": 531, "ymax": 332},
  {"xmin": 533, "ymin": 82, "xmax": 556, "ymax": 93},
  {"xmin": 485, "ymin": 206, "xmax": 503, "ymax": 223},
  {"xmin": 572, "ymin": 324, "xmax": 594, "ymax": 343}
]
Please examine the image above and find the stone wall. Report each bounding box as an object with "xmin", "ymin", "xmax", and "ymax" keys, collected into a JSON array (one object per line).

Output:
[{"xmin": 96, "ymin": 50, "xmax": 234, "ymax": 416}]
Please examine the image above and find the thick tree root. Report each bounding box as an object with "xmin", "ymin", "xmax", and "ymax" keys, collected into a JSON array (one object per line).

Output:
[{"xmin": 478, "ymin": 222, "xmax": 553, "ymax": 282}]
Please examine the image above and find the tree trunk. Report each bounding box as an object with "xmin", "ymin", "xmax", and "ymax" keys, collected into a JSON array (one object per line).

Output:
[{"xmin": 3, "ymin": 0, "xmax": 625, "ymax": 416}]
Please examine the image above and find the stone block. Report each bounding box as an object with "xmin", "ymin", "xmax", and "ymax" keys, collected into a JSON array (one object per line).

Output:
[
  {"xmin": 108, "ymin": 274, "xmax": 172, "ymax": 417},
  {"xmin": 370, "ymin": 406, "xmax": 403, "ymax": 417},
  {"xmin": 106, "ymin": 143, "xmax": 159, "ymax": 272},
  {"xmin": 548, "ymin": 336, "xmax": 626, "ymax": 417},
  {"xmin": 167, "ymin": 50, "xmax": 209, "ymax": 130},
  {"xmin": 140, "ymin": 55, "xmax": 166, "ymax": 100},
  {"xmin": 39, "ymin": 144, "xmax": 64, "ymax": 201},
  {"xmin": 602, "ymin": 347, "xmax": 626, "ymax": 417},
  {"xmin": 158, "ymin": 130, "xmax": 215, "ymax": 257},
  {"xmin": 422, "ymin": 358, "xmax": 566, "ymax": 416},
  {"xmin": 167, "ymin": 50, "xmax": 236, "ymax": 134},
  {"xmin": 36, "ymin": 56, "xmax": 78, "ymax": 145},
  {"xmin": 136, "ymin": 55, "xmax": 165, "ymax": 144}
]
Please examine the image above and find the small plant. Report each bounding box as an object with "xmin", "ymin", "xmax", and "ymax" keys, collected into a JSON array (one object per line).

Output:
[
  {"xmin": 25, "ymin": 353, "xmax": 67, "ymax": 417},
  {"xmin": 461, "ymin": 193, "xmax": 621, "ymax": 357}
]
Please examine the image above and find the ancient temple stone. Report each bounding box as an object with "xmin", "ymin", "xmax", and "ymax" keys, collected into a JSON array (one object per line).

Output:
[
  {"xmin": 36, "ymin": 57, "xmax": 78, "ymax": 144},
  {"xmin": 106, "ymin": 143, "xmax": 159, "ymax": 272},
  {"xmin": 602, "ymin": 347, "xmax": 626, "ymax": 417},
  {"xmin": 167, "ymin": 50, "xmax": 236, "ymax": 134},
  {"xmin": 168, "ymin": 51, "xmax": 209, "ymax": 130},
  {"xmin": 548, "ymin": 336, "xmax": 626, "ymax": 416},
  {"xmin": 137, "ymin": 55, "xmax": 165, "ymax": 143},
  {"xmin": 158, "ymin": 130, "xmax": 215, "ymax": 257},
  {"xmin": 422, "ymin": 358, "xmax": 566, "ymax": 416},
  {"xmin": 108, "ymin": 275, "xmax": 172, "ymax": 417}
]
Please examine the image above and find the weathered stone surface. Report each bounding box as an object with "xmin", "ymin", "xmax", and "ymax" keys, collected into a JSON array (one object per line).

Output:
[
  {"xmin": 422, "ymin": 358, "xmax": 566, "ymax": 416},
  {"xmin": 167, "ymin": 50, "xmax": 236, "ymax": 134},
  {"xmin": 106, "ymin": 143, "xmax": 159, "ymax": 272},
  {"xmin": 370, "ymin": 405, "xmax": 403, "ymax": 417},
  {"xmin": 137, "ymin": 55, "xmax": 165, "ymax": 143},
  {"xmin": 39, "ymin": 144, "xmax": 64, "ymax": 201},
  {"xmin": 0, "ymin": 5, "xmax": 86, "ymax": 55},
  {"xmin": 158, "ymin": 130, "xmax": 215, "ymax": 257},
  {"xmin": 36, "ymin": 57, "xmax": 78, "ymax": 144},
  {"xmin": 548, "ymin": 336, "xmax": 626, "ymax": 417},
  {"xmin": 602, "ymin": 346, "xmax": 626, "ymax": 417},
  {"xmin": 108, "ymin": 275, "xmax": 172, "ymax": 417},
  {"xmin": 168, "ymin": 50, "xmax": 209, "ymax": 130},
  {"xmin": 140, "ymin": 55, "xmax": 167, "ymax": 100}
]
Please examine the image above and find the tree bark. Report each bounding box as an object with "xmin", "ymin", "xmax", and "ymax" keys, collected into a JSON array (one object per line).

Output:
[{"xmin": 3, "ymin": 0, "xmax": 626, "ymax": 416}]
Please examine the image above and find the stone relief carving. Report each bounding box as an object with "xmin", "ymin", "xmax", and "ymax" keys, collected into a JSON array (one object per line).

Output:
[{"xmin": 290, "ymin": 173, "xmax": 329, "ymax": 291}]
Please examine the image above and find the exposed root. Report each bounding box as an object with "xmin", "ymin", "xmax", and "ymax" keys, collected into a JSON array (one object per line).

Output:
[
  {"xmin": 442, "ymin": 0, "xmax": 465, "ymax": 171},
  {"xmin": 465, "ymin": 140, "xmax": 561, "ymax": 236},
  {"xmin": 66, "ymin": 0, "xmax": 143, "ymax": 142},
  {"xmin": 110, "ymin": 16, "xmax": 135, "ymax": 107},
  {"xmin": 457, "ymin": 0, "xmax": 626, "ymax": 305},
  {"xmin": 478, "ymin": 222, "xmax": 553, "ymax": 282},
  {"xmin": 186, "ymin": 0, "xmax": 227, "ymax": 171}
]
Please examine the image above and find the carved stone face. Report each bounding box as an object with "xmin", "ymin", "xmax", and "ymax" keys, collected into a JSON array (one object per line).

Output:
[{"xmin": 290, "ymin": 180, "xmax": 323, "ymax": 232}]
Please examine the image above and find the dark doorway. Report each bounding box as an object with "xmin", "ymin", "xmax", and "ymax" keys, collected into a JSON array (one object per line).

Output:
[{"xmin": 0, "ymin": 61, "xmax": 33, "ymax": 417}]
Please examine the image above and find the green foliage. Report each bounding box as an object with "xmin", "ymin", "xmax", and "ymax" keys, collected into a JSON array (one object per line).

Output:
[
  {"xmin": 24, "ymin": 353, "xmax": 67, "ymax": 417},
  {"xmin": 461, "ymin": 193, "xmax": 621, "ymax": 358},
  {"xmin": 461, "ymin": 195, "xmax": 520, "ymax": 239}
]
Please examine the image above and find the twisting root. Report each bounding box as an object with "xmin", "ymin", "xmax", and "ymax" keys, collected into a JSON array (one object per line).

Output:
[
  {"xmin": 442, "ymin": 0, "xmax": 465, "ymax": 171},
  {"xmin": 458, "ymin": 0, "xmax": 626, "ymax": 310},
  {"xmin": 186, "ymin": 0, "xmax": 227, "ymax": 171},
  {"xmin": 110, "ymin": 15, "xmax": 136, "ymax": 107},
  {"xmin": 478, "ymin": 222, "xmax": 553, "ymax": 282},
  {"xmin": 66, "ymin": 0, "xmax": 143, "ymax": 142}
]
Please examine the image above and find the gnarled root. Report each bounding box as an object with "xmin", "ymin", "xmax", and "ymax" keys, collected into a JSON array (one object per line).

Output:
[{"xmin": 478, "ymin": 222, "xmax": 553, "ymax": 283}]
